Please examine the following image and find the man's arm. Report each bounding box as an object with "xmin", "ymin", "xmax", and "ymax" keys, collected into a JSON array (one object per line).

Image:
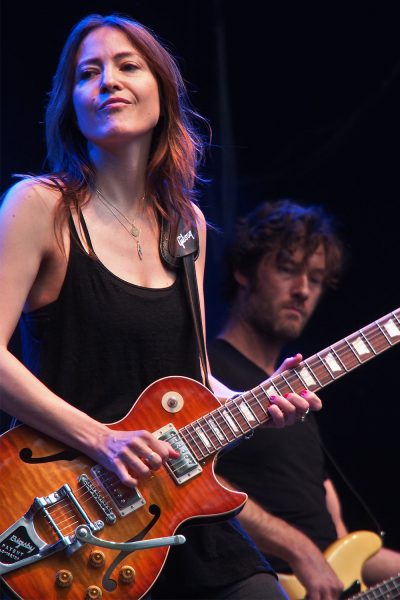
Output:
[
  {"xmin": 218, "ymin": 475, "xmax": 344, "ymax": 600},
  {"xmin": 324, "ymin": 478, "xmax": 348, "ymax": 538}
]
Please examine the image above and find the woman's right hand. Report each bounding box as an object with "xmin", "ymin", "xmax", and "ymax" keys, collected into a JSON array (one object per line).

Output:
[{"xmin": 93, "ymin": 429, "xmax": 180, "ymax": 487}]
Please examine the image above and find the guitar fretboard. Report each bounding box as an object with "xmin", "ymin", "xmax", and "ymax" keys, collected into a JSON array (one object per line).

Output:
[
  {"xmin": 351, "ymin": 573, "xmax": 400, "ymax": 599},
  {"xmin": 180, "ymin": 308, "xmax": 400, "ymax": 462}
]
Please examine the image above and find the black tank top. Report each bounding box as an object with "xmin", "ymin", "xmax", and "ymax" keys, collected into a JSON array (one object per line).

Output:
[
  {"xmin": 19, "ymin": 216, "xmax": 273, "ymax": 594},
  {"xmin": 20, "ymin": 214, "xmax": 202, "ymax": 422}
]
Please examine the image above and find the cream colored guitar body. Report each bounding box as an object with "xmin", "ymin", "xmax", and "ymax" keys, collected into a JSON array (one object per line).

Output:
[{"xmin": 278, "ymin": 530, "xmax": 382, "ymax": 599}]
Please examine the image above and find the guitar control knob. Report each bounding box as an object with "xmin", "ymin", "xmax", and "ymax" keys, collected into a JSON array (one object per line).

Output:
[
  {"xmin": 119, "ymin": 565, "xmax": 136, "ymax": 584},
  {"xmin": 55, "ymin": 569, "xmax": 73, "ymax": 588},
  {"xmin": 89, "ymin": 550, "xmax": 106, "ymax": 568},
  {"xmin": 85, "ymin": 585, "xmax": 102, "ymax": 599},
  {"xmin": 162, "ymin": 391, "xmax": 184, "ymax": 413}
]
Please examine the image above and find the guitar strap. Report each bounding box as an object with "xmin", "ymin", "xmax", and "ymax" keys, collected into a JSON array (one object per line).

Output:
[{"xmin": 160, "ymin": 215, "xmax": 211, "ymax": 391}]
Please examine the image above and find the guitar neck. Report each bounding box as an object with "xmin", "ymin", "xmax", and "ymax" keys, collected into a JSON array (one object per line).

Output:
[
  {"xmin": 352, "ymin": 573, "xmax": 400, "ymax": 599},
  {"xmin": 180, "ymin": 308, "xmax": 400, "ymax": 461}
]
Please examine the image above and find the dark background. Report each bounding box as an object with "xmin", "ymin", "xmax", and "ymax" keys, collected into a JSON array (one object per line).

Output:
[{"xmin": 1, "ymin": 1, "xmax": 399, "ymax": 549}]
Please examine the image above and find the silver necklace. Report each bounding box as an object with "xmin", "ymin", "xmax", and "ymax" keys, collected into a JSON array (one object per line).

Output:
[{"xmin": 95, "ymin": 188, "xmax": 145, "ymax": 260}]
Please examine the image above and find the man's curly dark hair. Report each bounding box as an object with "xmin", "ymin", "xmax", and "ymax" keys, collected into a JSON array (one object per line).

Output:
[{"xmin": 224, "ymin": 200, "xmax": 344, "ymax": 301}]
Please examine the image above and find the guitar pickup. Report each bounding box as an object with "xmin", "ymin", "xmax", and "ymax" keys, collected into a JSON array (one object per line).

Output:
[
  {"xmin": 155, "ymin": 424, "xmax": 202, "ymax": 484},
  {"xmin": 91, "ymin": 465, "xmax": 145, "ymax": 517}
]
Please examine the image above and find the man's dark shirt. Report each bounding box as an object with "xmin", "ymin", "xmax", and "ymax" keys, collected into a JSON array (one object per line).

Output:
[{"xmin": 209, "ymin": 338, "xmax": 338, "ymax": 573}]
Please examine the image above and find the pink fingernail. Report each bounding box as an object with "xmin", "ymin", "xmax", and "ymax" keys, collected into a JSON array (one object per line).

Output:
[
  {"xmin": 300, "ymin": 390, "xmax": 308, "ymax": 396},
  {"xmin": 270, "ymin": 396, "xmax": 276, "ymax": 402}
]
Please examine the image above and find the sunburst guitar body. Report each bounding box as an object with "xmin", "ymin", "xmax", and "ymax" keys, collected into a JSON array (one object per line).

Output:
[
  {"xmin": 1, "ymin": 307, "xmax": 399, "ymax": 599},
  {"xmin": 0, "ymin": 377, "xmax": 246, "ymax": 600}
]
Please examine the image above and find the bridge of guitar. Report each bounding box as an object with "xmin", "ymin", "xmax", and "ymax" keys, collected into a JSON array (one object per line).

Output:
[
  {"xmin": 0, "ymin": 423, "xmax": 203, "ymax": 582},
  {"xmin": 0, "ymin": 482, "xmax": 106, "ymax": 576}
]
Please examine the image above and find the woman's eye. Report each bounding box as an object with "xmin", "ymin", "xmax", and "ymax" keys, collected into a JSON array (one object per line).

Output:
[
  {"xmin": 121, "ymin": 63, "xmax": 139, "ymax": 72},
  {"xmin": 78, "ymin": 69, "xmax": 98, "ymax": 81}
]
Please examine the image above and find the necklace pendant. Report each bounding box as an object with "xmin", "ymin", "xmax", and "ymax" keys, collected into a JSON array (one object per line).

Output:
[
  {"xmin": 137, "ymin": 240, "xmax": 143, "ymax": 261},
  {"xmin": 130, "ymin": 224, "xmax": 140, "ymax": 238}
]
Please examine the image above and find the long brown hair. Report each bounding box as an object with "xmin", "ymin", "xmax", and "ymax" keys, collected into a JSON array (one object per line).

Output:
[{"xmin": 44, "ymin": 13, "xmax": 207, "ymax": 231}]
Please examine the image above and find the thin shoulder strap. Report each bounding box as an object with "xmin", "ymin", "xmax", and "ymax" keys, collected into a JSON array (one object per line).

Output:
[
  {"xmin": 78, "ymin": 212, "xmax": 95, "ymax": 253},
  {"xmin": 68, "ymin": 210, "xmax": 95, "ymax": 253}
]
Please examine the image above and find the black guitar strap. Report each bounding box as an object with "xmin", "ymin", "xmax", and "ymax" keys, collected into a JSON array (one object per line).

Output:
[{"xmin": 160, "ymin": 215, "xmax": 211, "ymax": 391}]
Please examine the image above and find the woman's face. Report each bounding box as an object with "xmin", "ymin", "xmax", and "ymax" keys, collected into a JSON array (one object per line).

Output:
[{"xmin": 73, "ymin": 26, "xmax": 160, "ymax": 149}]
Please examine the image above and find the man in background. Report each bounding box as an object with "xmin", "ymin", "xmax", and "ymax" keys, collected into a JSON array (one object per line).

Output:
[{"xmin": 209, "ymin": 200, "xmax": 400, "ymax": 599}]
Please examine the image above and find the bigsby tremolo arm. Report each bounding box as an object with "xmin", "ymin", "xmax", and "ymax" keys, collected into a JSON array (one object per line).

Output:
[{"xmin": 75, "ymin": 525, "xmax": 186, "ymax": 551}]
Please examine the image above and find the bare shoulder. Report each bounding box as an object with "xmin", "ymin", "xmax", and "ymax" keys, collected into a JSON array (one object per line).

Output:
[
  {"xmin": 1, "ymin": 178, "xmax": 63, "ymax": 242},
  {"xmin": 1, "ymin": 177, "xmax": 62, "ymax": 215},
  {"xmin": 191, "ymin": 202, "xmax": 207, "ymax": 233},
  {"xmin": 191, "ymin": 202, "xmax": 207, "ymax": 253}
]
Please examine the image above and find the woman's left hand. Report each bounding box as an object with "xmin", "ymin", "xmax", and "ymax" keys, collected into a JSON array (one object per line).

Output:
[{"xmin": 266, "ymin": 353, "xmax": 322, "ymax": 428}]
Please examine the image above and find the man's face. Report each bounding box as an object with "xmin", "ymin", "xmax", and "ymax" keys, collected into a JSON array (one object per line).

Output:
[{"xmin": 238, "ymin": 244, "xmax": 326, "ymax": 341}]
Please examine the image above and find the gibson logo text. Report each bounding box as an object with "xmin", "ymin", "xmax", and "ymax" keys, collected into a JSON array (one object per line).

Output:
[{"xmin": 177, "ymin": 230, "xmax": 194, "ymax": 248}]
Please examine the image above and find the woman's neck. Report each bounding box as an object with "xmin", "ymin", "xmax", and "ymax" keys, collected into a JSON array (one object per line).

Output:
[{"xmin": 88, "ymin": 137, "xmax": 151, "ymax": 211}]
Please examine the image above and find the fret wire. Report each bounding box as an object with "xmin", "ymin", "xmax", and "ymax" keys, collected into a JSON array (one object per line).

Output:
[
  {"xmin": 226, "ymin": 398, "xmax": 248, "ymax": 434},
  {"xmin": 251, "ymin": 388, "xmax": 270, "ymax": 417},
  {"xmin": 204, "ymin": 419, "xmax": 224, "ymax": 449},
  {"xmin": 231, "ymin": 396, "xmax": 254, "ymax": 433},
  {"xmin": 330, "ymin": 345, "xmax": 348, "ymax": 371},
  {"xmin": 285, "ymin": 370, "xmax": 301, "ymax": 390},
  {"xmin": 207, "ymin": 410, "xmax": 230, "ymax": 445},
  {"xmin": 248, "ymin": 391, "xmax": 264, "ymax": 423},
  {"xmin": 195, "ymin": 418, "xmax": 219, "ymax": 451},
  {"xmin": 293, "ymin": 366, "xmax": 308, "ymax": 390},
  {"xmin": 260, "ymin": 382, "xmax": 278, "ymax": 399},
  {"xmin": 179, "ymin": 427, "xmax": 197, "ymax": 455},
  {"xmin": 182, "ymin": 426, "xmax": 207, "ymax": 460},
  {"xmin": 223, "ymin": 402, "xmax": 245, "ymax": 435},
  {"xmin": 219, "ymin": 406, "xmax": 238, "ymax": 439},
  {"xmin": 280, "ymin": 372, "xmax": 295, "ymax": 392},
  {"xmin": 202, "ymin": 414, "xmax": 223, "ymax": 447},
  {"xmin": 343, "ymin": 337, "xmax": 361, "ymax": 364},
  {"xmin": 393, "ymin": 310, "xmax": 400, "ymax": 326},
  {"xmin": 290, "ymin": 363, "xmax": 316, "ymax": 390},
  {"xmin": 270, "ymin": 375, "xmax": 287, "ymax": 395},
  {"xmin": 184, "ymin": 424, "xmax": 209, "ymax": 458},
  {"xmin": 304, "ymin": 358, "xmax": 322, "ymax": 387},
  {"xmin": 239, "ymin": 392, "xmax": 261, "ymax": 424},
  {"xmin": 317, "ymin": 352, "xmax": 335, "ymax": 379},
  {"xmin": 282, "ymin": 370, "xmax": 303, "ymax": 392},
  {"xmin": 376, "ymin": 321, "xmax": 392, "ymax": 345},
  {"xmin": 360, "ymin": 329, "xmax": 377, "ymax": 355},
  {"xmin": 214, "ymin": 407, "xmax": 235, "ymax": 442}
]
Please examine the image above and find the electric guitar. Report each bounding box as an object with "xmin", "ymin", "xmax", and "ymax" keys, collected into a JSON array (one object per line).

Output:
[
  {"xmin": 279, "ymin": 530, "xmax": 400, "ymax": 599},
  {"xmin": 1, "ymin": 308, "xmax": 399, "ymax": 600}
]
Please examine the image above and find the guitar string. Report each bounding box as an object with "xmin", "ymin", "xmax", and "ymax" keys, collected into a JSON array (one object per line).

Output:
[
  {"xmin": 43, "ymin": 480, "xmax": 117, "ymax": 533},
  {"xmin": 177, "ymin": 305, "xmax": 397, "ymax": 450},
  {"xmin": 41, "ymin": 315, "xmax": 400, "ymax": 533},
  {"xmin": 182, "ymin": 320, "xmax": 400, "ymax": 454},
  {"xmin": 248, "ymin": 322, "xmax": 399, "ymax": 405}
]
